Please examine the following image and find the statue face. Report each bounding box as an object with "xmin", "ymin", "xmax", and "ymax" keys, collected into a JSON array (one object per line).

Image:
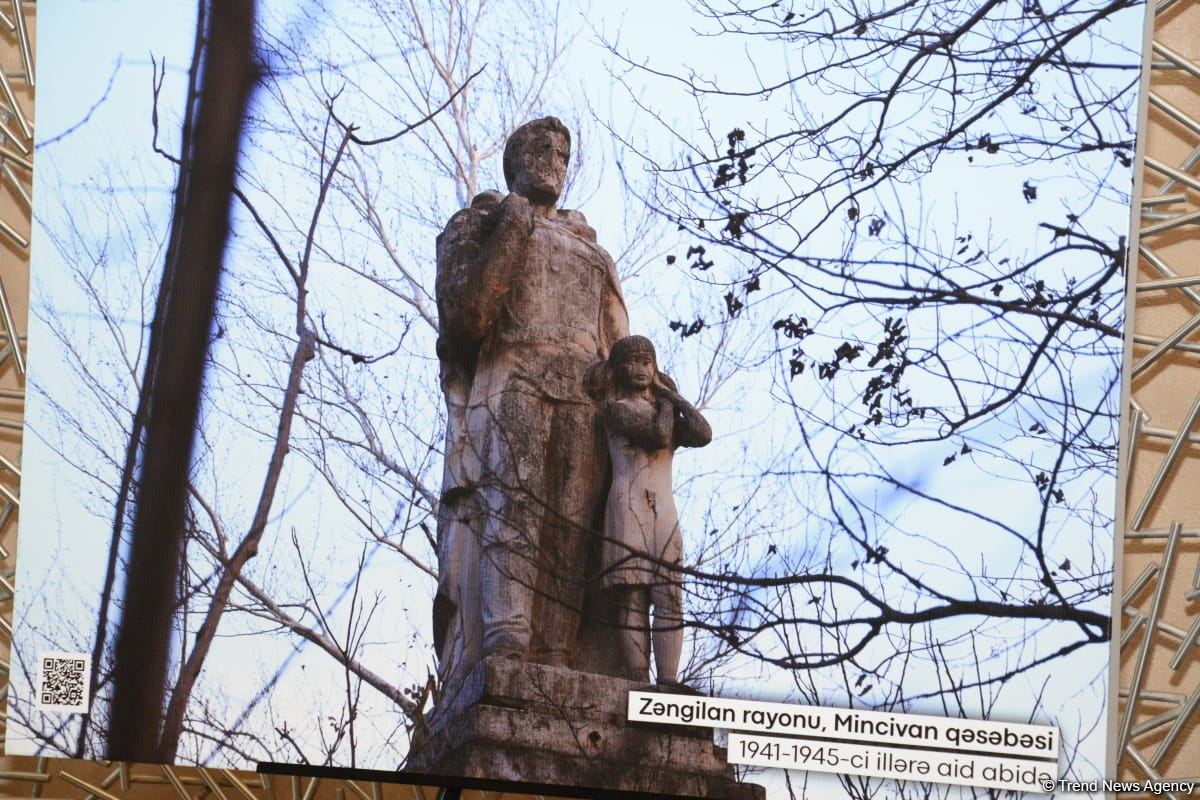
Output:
[
  {"xmin": 510, "ymin": 129, "xmax": 569, "ymax": 205},
  {"xmin": 617, "ymin": 351, "xmax": 656, "ymax": 391}
]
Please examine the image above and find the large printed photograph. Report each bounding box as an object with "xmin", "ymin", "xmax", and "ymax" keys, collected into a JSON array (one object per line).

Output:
[{"xmin": 7, "ymin": 0, "xmax": 1146, "ymax": 797}]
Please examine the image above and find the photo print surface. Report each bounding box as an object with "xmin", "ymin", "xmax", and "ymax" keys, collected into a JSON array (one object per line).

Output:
[{"xmin": 8, "ymin": 0, "xmax": 1149, "ymax": 797}]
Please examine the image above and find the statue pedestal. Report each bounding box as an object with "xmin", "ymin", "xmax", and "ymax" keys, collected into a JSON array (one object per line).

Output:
[{"xmin": 409, "ymin": 657, "xmax": 764, "ymax": 799}]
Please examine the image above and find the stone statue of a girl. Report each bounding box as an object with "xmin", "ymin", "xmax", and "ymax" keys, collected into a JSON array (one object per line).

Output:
[{"xmin": 587, "ymin": 335, "xmax": 712, "ymax": 684}]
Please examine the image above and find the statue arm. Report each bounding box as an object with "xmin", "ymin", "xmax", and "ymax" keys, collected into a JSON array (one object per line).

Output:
[
  {"xmin": 605, "ymin": 399, "xmax": 674, "ymax": 451},
  {"xmin": 603, "ymin": 274, "xmax": 630, "ymax": 347},
  {"xmin": 436, "ymin": 191, "xmax": 535, "ymax": 351},
  {"xmin": 591, "ymin": 221, "xmax": 629, "ymax": 350},
  {"xmin": 656, "ymin": 385, "xmax": 713, "ymax": 449}
]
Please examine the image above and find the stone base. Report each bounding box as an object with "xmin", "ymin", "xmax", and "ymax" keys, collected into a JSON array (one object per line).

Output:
[{"xmin": 408, "ymin": 658, "xmax": 764, "ymax": 800}]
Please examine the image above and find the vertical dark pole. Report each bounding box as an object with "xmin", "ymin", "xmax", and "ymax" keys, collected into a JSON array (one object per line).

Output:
[{"xmin": 107, "ymin": 0, "xmax": 258, "ymax": 762}]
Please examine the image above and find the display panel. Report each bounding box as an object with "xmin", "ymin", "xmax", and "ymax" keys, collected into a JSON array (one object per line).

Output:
[{"xmin": 5, "ymin": 1, "xmax": 1152, "ymax": 797}]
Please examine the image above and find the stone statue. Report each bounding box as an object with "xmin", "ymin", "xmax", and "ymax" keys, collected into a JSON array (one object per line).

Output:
[
  {"xmin": 417, "ymin": 121, "xmax": 762, "ymax": 800},
  {"xmin": 432, "ymin": 117, "xmax": 629, "ymax": 701},
  {"xmin": 588, "ymin": 335, "xmax": 712, "ymax": 684}
]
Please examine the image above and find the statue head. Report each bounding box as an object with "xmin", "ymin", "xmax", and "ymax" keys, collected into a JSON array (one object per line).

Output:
[
  {"xmin": 585, "ymin": 335, "xmax": 678, "ymax": 401},
  {"xmin": 503, "ymin": 117, "xmax": 571, "ymax": 205},
  {"xmin": 609, "ymin": 335, "xmax": 658, "ymax": 392}
]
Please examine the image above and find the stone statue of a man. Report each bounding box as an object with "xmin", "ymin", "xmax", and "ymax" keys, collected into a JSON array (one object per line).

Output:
[{"xmin": 433, "ymin": 117, "xmax": 629, "ymax": 698}]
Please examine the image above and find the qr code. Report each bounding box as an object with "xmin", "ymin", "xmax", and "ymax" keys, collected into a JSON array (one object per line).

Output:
[{"xmin": 35, "ymin": 651, "xmax": 91, "ymax": 712}]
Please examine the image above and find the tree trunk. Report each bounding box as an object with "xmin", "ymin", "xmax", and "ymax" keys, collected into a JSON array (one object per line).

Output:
[{"xmin": 107, "ymin": 0, "xmax": 258, "ymax": 763}]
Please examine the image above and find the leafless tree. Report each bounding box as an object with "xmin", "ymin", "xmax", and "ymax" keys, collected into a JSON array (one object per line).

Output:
[
  {"xmin": 591, "ymin": 0, "xmax": 1141, "ymax": 785},
  {"xmin": 11, "ymin": 0, "xmax": 1138, "ymax": 792},
  {"xmin": 13, "ymin": 0, "xmax": 617, "ymax": 770}
]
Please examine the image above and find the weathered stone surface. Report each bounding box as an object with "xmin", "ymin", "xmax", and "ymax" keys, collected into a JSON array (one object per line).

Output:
[
  {"xmin": 409, "ymin": 658, "xmax": 764, "ymax": 800},
  {"xmin": 425, "ymin": 119, "xmax": 752, "ymax": 798},
  {"xmin": 432, "ymin": 117, "xmax": 630, "ymax": 702}
]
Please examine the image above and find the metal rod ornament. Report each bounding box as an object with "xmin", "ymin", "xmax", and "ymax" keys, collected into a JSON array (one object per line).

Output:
[{"xmin": 1118, "ymin": 522, "xmax": 1181, "ymax": 753}]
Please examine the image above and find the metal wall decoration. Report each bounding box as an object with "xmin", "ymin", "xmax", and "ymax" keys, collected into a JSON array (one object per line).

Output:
[
  {"xmin": 0, "ymin": 1, "xmax": 1197, "ymax": 798},
  {"xmin": 0, "ymin": 0, "xmax": 31, "ymax": 773},
  {"xmin": 1118, "ymin": 3, "xmax": 1200, "ymax": 795}
]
